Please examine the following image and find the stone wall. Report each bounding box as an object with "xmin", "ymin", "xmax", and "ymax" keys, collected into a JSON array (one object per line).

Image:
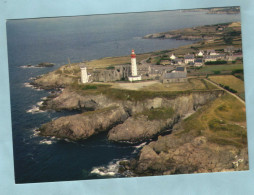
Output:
[{"xmin": 92, "ymin": 65, "xmax": 131, "ymax": 82}]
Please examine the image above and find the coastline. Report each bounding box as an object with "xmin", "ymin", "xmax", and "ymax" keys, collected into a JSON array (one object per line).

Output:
[{"xmin": 27, "ymin": 20, "xmax": 247, "ymax": 177}]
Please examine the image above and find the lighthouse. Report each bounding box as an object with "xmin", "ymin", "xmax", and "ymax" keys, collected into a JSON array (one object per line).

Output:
[
  {"xmin": 131, "ymin": 49, "xmax": 138, "ymax": 76},
  {"xmin": 128, "ymin": 49, "xmax": 141, "ymax": 82}
]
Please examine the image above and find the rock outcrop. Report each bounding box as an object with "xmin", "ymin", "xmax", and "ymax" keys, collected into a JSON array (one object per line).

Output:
[
  {"xmin": 41, "ymin": 88, "xmax": 118, "ymax": 111},
  {"xmin": 31, "ymin": 72, "xmax": 77, "ymax": 89},
  {"xmin": 39, "ymin": 89, "xmax": 224, "ymax": 142},
  {"xmin": 39, "ymin": 106, "xmax": 129, "ymax": 140},
  {"xmin": 36, "ymin": 62, "xmax": 55, "ymax": 67},
  {"xmin": 143, "ymin": 33, "xmax": 204, "ymax": 40},
  {"xmin": 119, "ymin": 135, "xmax": 248, "ymax": 176},
  {"xmin": 108, "ymin": 115, "xmax": 178, "ymax": 143},
  {"xmin": 108, "ymin": 90, "xmax": 224, "ymax": 143}
]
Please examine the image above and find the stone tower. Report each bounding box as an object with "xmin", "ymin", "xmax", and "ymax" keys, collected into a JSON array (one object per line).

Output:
[{"xmin": 80, "ymin": 65, "xmax": 89, "ymax": 83}]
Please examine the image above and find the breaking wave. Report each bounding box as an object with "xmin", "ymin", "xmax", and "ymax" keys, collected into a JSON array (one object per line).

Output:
[
  {"xmin": 26, "ymin": 105, "xmax": 45, "ymax": 114},
  {"xmin": 39, "ymin": 139, "xmax": 55, "ymax": 145},
  {"xmin": 90, "ymin": 159, "xmax": 127, "ymax": 177},
  {"xmin": 132, "ymin": 142, "xmax": 147, "ymax": 154},
  {"xmin": 20, "ymin": 65, "xmax": 42, "ymax": 69},
  {"xmin": 24, "ymin": 82, "xmax": 43, "ymax": 91},
  {"xmin": 30, "ymin": 128, "xmax": 40, "ymax": 138}
]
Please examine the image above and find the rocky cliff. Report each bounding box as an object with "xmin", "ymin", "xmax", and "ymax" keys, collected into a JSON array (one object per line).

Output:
[
  {"xmin": 119, "ymin": 134, "xmax": 248, "ymax": 176},
  {"xmin": 108, "ymin": 90, "xmax": 224, "ymax": 143},
  {"xmin": 31, "ymin": 64, "xmax": 81, "ymax": 89},
  {"xmin": 39, "ymin": 88, "xmax": 224, "ymax": 142},
  {"xmin": 39, "ymin": 106, "xmax": 128, "ymax": 140},
  {"xmin": 41, "ymin": 88, "xmax": 119, "ymax": 111},
  {"xmin": 117, "ymin": 92, "xmax": 248, "ymax": 176},
  {"xmin": 36, "ymin": 83, "xmax": 248, "ymax": 176}
]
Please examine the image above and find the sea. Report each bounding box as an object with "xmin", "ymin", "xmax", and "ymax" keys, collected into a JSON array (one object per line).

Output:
[{"xmin": 6, "ymin": 9, "xmax": 240, "ymax": 183}]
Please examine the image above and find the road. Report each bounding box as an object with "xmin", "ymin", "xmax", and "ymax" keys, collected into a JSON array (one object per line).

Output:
[{"xmin": 204, "ymin": 78, "xmax": 245, "ymax": 105}]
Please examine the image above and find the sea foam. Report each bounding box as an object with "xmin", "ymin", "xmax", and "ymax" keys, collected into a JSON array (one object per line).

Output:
[
  {"xmin": 20, "ymin": 65, "xmax": 41, "ymax": 69},
  {"xmin": 132, "ymin": 142, "xmax": 147, "ymax": 154},
  {"xmin": 30, "ymin": 128, "xmax": 40, "ymax": 138},
  {"xmin": 90, "ymin": 159, "xmax": 127, "ymax": 177},
  {"xmin": 26, "ymin": 105, "xmax": 45, "ymax": 114},
  {"xmin": 24, "ymin": 82, "xmax": 43, "ymax": 91},
  {"xmin": 39, "ymin": 139, "xmax": 55, "ymax": 145}
]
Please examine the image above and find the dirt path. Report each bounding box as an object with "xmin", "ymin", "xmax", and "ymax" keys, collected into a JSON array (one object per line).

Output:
[{"xmin": 204, "ymin": 78, "xmax": 245, "ymax": 105}]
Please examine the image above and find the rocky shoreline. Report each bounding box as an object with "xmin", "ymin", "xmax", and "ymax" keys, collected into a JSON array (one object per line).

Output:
[
  {"xmin": 36, "ymin": 86, "xmax": 224, "ymax": 142},
  {"xmin": 21, "ymin": 62, "xmax": 55, "ymax": 69},
  {"xmin": 28, "ymin": 19, "xmax": 247, "ymax": 175},
  {"xmin": 29, "ymin": 68, "xmax": 249, "ymax": 177},
  {"xmin": 143, "ymin": 22, "xmax": 240, "ymax": 42}
]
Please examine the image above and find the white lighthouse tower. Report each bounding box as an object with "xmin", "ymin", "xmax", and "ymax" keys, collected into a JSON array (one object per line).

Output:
[
  {"xmin": 80, "ymin": 64, "xmax": 90, "ymax": 83},
  {"xmin": 131, "ymin": 49, "xmax": 138, "ymax": 76},
  {"xmin": 128, "ymin": 49, "xmax": 141, "ymax": 82}
]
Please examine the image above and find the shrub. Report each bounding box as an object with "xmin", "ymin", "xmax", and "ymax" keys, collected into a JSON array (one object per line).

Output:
[
  {"xmin": 219, "ymin": 84, "xmax": 237, "ymax": 93},
  {"xmin": 205, "ymin": 60, "xmax": 227, "ymax": 65},
  {"xmin": 146, "ymin": 58, "xmax": 151, "ymax": 63},
  {"xmin": 81, "ymin": 85, "xmax": 97, "ymax": 90},
  {"xmin": 213, "ymin": 71, "xmax": 221, "ymax": 75},
  {"xmin": 231, "ymin": 69, "xmax": 243, "ymax": 74},
  {"xmin": 106, "ymin": 66, "xmax": 115, "ymax": 70}
]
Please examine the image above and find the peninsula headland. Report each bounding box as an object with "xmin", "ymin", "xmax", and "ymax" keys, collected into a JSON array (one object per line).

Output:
[{"xmin": 30, "ymin": 21, "xmax": 248, "ymax": 176}]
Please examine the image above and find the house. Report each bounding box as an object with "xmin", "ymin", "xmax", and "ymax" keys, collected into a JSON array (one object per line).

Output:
[
  {"xmin": 227, "ymin": 53, "xmax": 243, "ymax": 61},
  {"xmin": 197, "ymin": 50, "xmax": 204, "ymax": 57},
  {"xmin": 207, "ymin": 49, "xmax": 217, "ymax": 56},
  {"xmin": 170, "ymin": 53, "xmax": 176, "ymax": 60},
  {"xmin": 137, "ymin": 64, "xmax": 151, "ymax": 77},
  {"xmin": 204, "ymin": 54, "xmax": 225, "ymax": 62},
  {"xmin": 161, "ymin": 66, "xmax": 187, "ymax": 83},
  {"xmin": 224, "ymin": 46, "xmax": 235, "ymax": 53},
  {"xmin": 215, "ymin": 54, "xmax": 226, "ymax": 60},
  {"xmin": 216, "ymin": 25, "xmax": 224, "ymax": 31},
  {"xmin": 204, "ymin": 55, "xmax": 217, "ymax": 62},
  {"xmin": 184, "ymin": 54, "xmax": 195, "ymax": 64},
  {"xmin": 194, "ymin": 58, "xmax": 203, "ymax": 67},
  {"xmin": 172, "ymin": 58, "xmax": 184, "ymax": 65},
  {"xmin": 149, "ymin": 65, "xmax": 174, "ymax": 79}
]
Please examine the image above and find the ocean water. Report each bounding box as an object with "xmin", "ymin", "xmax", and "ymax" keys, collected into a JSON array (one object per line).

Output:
[{"xmin": 6, "ymin": 10, "xmax": 240, "ymax": 183}]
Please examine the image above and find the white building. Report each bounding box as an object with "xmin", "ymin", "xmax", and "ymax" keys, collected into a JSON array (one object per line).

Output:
[
  {"xmin": 170, "ymin": 53, "xmax": 176, "ymax": 60},
  {"xmin": 184, "ymin": 54, "xmax": 195, "ymax": 64},
  {"xmin": 128, "ymin": 49, "xmax": 141, "ymax": 82},
  {"xmin": 204, "ymin": 55, "xmax": 217, "ymax": 62},
  {"xmin": 197, "ymin": 50, "xmax": 204, "ymax": 57},
  {"xmin": 80, "ymin": 65, "xmax": 90, "ymax": 83}
]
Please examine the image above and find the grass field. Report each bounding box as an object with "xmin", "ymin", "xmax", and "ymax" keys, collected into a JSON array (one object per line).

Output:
[
  {"xmin": 198, "ymin": 64, "xmax": 243, "ymax": 73},
  {"xmin": 134, "ymin": 107, "xmax": 175, "ymax": 121},
  {"xmin": 142, "ymin": 78, "xmax": 217, "ymax": 91},
  {"xmin": 208, "ymin": 75, "xmax": 245, "ymax": 98},
  {"xmin": 69, "ymin": 77, "xmax": 221, "ymax": 104},
  {"xmin": 176, "ymin": 93, "xmax": 247, "ymax": 148}
]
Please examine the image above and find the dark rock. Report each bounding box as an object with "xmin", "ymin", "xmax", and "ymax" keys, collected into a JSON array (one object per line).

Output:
[
  {"xmin": 36, "ymin": 62, "xmax": 55, "ymax": 67},
  {"xmin": 108, "ymin": 115, "xmax": 178, "ymax": 144},
  {"xmin": 39, "ymin": 106, "xmax": 129, "ymax": 140}
]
